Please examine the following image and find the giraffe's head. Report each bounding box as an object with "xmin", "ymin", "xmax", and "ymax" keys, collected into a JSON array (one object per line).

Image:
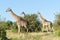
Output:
[
  {"xmin": 37, "ymin": 12, "xmax": 43, "ymax": 18},
  {"xmin": 6, "ymin": 8, "xmax": 12, "ymax": 12},
  {"xmin": 22, "ymin": 12, "xmax": 25, "ymax": 15},
  {"xmin": 37, "ymin": 12, "xmax": 41, "ymax": 16},
  {"xmin": 38, "ymin": 12, "xmax": 40, "ymax": 14}
]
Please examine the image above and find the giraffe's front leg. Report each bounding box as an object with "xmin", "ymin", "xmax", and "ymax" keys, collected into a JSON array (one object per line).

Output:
[
  {"xmin": 42, "ymin": 24, "xmax": 45, "ymax": 32},
  {"xmin": 18, "ymin": 25, "xmax": 20, "ymax": 34},
  {"xmin": 17, "ymin": 22, "xmax": 21, "ymax": 34},
  {"xmin": 17, "ymin": 24, "xmax": 21, "ymax": 40}
]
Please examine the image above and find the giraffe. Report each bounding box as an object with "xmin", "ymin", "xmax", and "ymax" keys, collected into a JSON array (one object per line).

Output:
[
  {"xmin": 38, "ymin": 12, "xmax": 54, "ymax": 32},
  {"xmin": 6, "ymin": 8, "xmax": 28, "ymax": 34}
]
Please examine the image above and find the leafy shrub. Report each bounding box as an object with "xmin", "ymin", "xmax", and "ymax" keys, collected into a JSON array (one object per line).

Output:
[
  {"xmin": 55, "ymin": 30, "xmax": 60, "ymax": 36},
  {"xmin": 21, "ymin": 13, "xmax": 42, "ymax": 32},
  {"xmin": 0, "ymin": 27, "xmax": 9, "ymax": 40},
  {"xmin": 53, "ymin": 13, "xmax": 60, "ymax": 30}
]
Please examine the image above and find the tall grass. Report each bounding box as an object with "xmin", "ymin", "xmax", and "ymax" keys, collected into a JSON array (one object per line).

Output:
[
  {"xmin": 55, "ymin": 30, "xmax": 60, "ymax": 36},
  {"xmin": 11, "ymin": 35, "xmax": 41, "ymax": 40}
]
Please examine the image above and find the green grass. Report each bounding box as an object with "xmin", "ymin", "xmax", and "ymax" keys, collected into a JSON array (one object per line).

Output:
[
  {"xmin": 11, "ymin": 35, "xmax": 41, "ymax": 40},
  {"xmin": 6, "ymin": 30, "xmax": 60, "ymax": 40},
  {"xmin": 11, "ymin": 38, "xmax": 18, "ymax": 40},
  {"xmin": 55, "ymin": 30, "xmax": 60, "ymax": 36},
  {"xmin": 22, "ymin": 35, "xmax": 41, "ymax": 40}
]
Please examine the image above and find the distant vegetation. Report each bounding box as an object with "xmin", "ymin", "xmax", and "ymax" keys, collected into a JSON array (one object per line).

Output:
[
  {"xmin": 0, "ymin": 12, "xmax": 60, "ymax": 40},
  {"xmin": 53, "ymin": 13, "xmax": 60, "ymax": 36}
]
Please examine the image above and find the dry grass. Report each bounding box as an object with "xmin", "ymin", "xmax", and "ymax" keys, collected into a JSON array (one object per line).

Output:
[{"xmin": 6, "ymin": 30, "xmax": 60, "ymax": 40}]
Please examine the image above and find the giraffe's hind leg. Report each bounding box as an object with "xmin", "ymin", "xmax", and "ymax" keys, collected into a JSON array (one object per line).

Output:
[
  {"xmin": 24, "ymin": 25, "xmax": 28, "ymax": 32},
  {"xmin": 51, "ymin": 27, "xmax": 54, "ymax": 32},
  {"xmin": 48, "ymin": 24, "xmax": 54, "ymax": 32}
]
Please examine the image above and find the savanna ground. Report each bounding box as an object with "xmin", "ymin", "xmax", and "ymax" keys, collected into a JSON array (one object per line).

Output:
[{"xmin": 6, "ymin": 30, "xmax": 60, "ymax": 40}]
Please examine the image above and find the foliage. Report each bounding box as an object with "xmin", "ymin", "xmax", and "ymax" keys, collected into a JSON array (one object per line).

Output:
[
  {"xmin": 55, "ymin": 13, "xmax": 60, "ymax": 25},
  {"xmin": 57, "ymin": 30, "xmax": 60, "ymax": 36},
  {"xmin": 0, "ymin": 21, "xmax": 13, "ymax": 30},
  {"xmin": 53, "ymin": 13, "xmax": 60, "ymax": 30},
  {"xmin": 21, "ymin": 13, "xmax": 42, "ymax": 32},
  {"xmin": 10, "ymin": 22, "xmax": 18, "ymax": 33},
  {"xmin": 6, "ymin": 21, "xmax": 13, "ymax": 29},
  {"xmin": 11, "ymin": 38, "xmax": 18, "ymax": 40},
  {"xmin": 55, "ymin": 30, "xmax": 60, "ymax": 36},
  {"xmin": 0, "ymin": 27, "xmax": 9, "ymax": 40}
]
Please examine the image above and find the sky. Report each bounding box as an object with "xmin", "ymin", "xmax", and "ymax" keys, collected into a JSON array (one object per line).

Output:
[{"xmin": 0, "ymin": 0, "xmax": 60, "ymax": 22}]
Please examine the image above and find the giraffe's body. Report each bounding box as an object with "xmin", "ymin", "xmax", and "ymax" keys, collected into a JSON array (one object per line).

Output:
[
  {"xmin": 6, "ymin": 8, "xmax": 28, "ymax": 34},
  {"xmin": 38, "ymin": 12, "xmax": 53, "ymax": 32}
]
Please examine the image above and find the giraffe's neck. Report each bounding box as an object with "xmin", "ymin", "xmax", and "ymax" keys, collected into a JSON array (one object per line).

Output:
[
  {"xmin": 39, "ymin": 14, "xmax": 47, "ymax": 23},
  {"xmin": 9, "ymin": 10, "xmax": 20, "ymax": 20}
]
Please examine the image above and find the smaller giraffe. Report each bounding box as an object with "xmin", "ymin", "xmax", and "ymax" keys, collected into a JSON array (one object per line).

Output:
[
  {"xmin": 6, "ymin": 8, "xmax": 29, "ymax": 34},
  {"xmin": 38, "ymin": 12, "xmax": 54, "ymax": 32}
]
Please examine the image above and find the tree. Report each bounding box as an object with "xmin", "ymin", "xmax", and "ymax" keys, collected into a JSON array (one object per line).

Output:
[
  {"xmin": 21, "ymin": 13, "xmax": 42, "ymax": 32},
  {"xmin": 6, "ymin": 21, "xmax": 13, "ymax": 29},
  {"xmin": 0, "ymin": 28, "xmax": 9, "ymax": 40},
  {"xmin": 54, "ymin": 13, "xmax": 60, "ymax": 30}
]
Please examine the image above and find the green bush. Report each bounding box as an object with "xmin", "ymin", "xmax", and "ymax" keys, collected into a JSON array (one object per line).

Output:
[
  {"xmin": 53, "ymin": 13, "xmax": 60, "ymax": 30},
  {"xmin": 11, "ymin": 38, "xmax": 18, "ymax": 40},
  {"xmin": 55, "ymin": 30, "xmax": 60, "ymax": 36},
  {"xmin": 0, "ymin": 27, "xmax": 9, "ymax": 40},
  {"xmin": 23, "ymin": 14, "xmax": 42, "ymax": 32}
]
